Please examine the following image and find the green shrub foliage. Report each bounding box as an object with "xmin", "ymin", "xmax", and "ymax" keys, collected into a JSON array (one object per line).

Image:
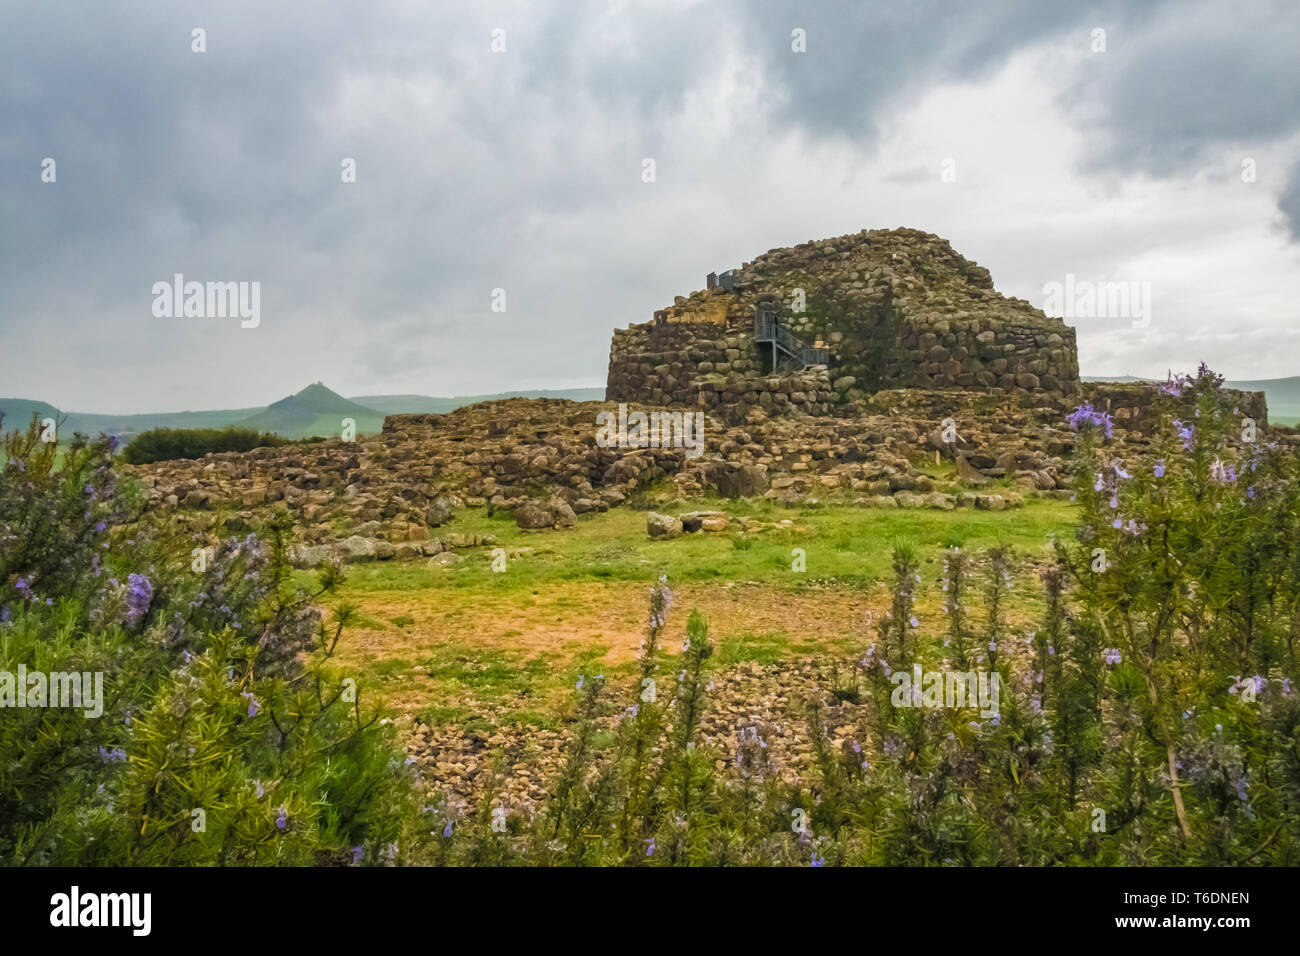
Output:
[
  {"xmin": 5, "ymin": 363, "xmax": 1299, "ymax": 866},
  {"xmin": 121, "ymin": 426, "xmax": 288, "ymax": 465},
  {"xmin": 428, "ymin": 368, "xmax": 1300, "ymax": 866},
  {"xmin": 1, "ymin": 415, "xmax": 422, "ymax": 865}
]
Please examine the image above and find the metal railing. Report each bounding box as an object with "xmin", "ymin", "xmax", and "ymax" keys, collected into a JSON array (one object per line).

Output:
[
  {"xmin": 754, "ymin": 312, "xmax": 803, "ymax": 355},
  {"xmin": 755, "ymin": 310, "xmax": 822, "ymax": 367}
]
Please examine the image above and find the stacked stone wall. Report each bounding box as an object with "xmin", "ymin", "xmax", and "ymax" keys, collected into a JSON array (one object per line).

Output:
[{"xmin": 607, "ymin": 228, "xmax": 1082, "ymax": 417}]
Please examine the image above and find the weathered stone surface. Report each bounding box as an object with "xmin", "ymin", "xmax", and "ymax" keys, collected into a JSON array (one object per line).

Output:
[
  {"xmin": 425, "ymin": 495, "xmax": 454, "ymax": 527},
  {"xmin": 647, "ymin": 512, "xmax": 683, "ymax": 539},
  {"xmin": 607, "ymin": 227, "xmax": 1082, "ymax": 417},
  {"xmin": 514, "ymin": 501, "xmax": 554, "ymax": 530},
  {"xmin": 124, "ymin": 361, "xmax": 1285, "ymax": 566},
  {"xmin": 289, "ymin": 543, "xmax": 334, "ymax": 568},
  {"xmin": 710, "ymin": 464, "xmax": 770, "ymax": 499},
  {"xmin": 955, "ymin": 454, "xmax": 991, "ymax": 485},
  {"xmin": 336, "ymin": 535, "xmax": 378, "ymax": 563},
  {"xmin": 549, "ymin": 495, "xmax": 577, "ymax": 529}
]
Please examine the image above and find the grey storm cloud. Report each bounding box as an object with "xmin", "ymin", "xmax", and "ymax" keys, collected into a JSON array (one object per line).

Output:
[
  {"xmin": 1, "ymin": 0, "xmax": 1297, "ymax": 412},
  {"xmin": 1282, "ymin": 162, "xmax": 1300, "ymax": 240},
  {"xmin": 1064, "ymin": 1, "xmax": 1300, "ymax": 175},
  {"xmin": 736, "ymin": 0, "xmax": 1135, "ymax": 141}
]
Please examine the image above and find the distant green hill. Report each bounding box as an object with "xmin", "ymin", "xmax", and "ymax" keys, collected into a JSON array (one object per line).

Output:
[
  {"xmin": 236, "ymin": 383, "xmax": 384, "ymax": 438},
  {"xmin": 0, "ymin": 399, "xmax": 61, "ymax": 429},
  {"xmin": 0, "ymin": 399, "xmax": 263, "ymax": 441},
  {"xmin": 0, "ymin": 384, "xmax": 608, "ymax": 444}
]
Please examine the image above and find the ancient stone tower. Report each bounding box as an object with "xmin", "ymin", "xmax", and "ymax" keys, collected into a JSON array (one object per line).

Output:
[{"xmin": 606, "ymin": 228, "xmax": 1079, "ymax": 418}]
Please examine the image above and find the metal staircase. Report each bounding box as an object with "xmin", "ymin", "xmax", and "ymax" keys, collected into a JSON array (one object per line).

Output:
[{"xmin": 753, "ymin": 304, "xmax": 829, "ymax": 371}]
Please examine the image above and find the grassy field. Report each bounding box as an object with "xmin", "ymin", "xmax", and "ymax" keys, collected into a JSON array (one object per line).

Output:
[{"xmin": 323, "ymin": 496, "xmax": 1077, "ymax": 731}]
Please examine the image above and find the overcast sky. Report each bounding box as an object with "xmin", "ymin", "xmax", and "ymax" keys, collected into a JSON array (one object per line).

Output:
[{"xmin": 2, "ymin": 0, "xmax": 1298, "ymax": 413}]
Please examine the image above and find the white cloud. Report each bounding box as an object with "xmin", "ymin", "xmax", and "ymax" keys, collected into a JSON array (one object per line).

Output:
[{"xmin": 1, "ymin": 0, "xmax": 1297, "ymax": 412}]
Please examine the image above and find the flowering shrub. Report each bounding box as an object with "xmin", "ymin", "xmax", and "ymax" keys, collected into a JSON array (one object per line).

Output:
[
  {"xmin": 423, "ymin": 367, "xmax": 1300, "ymax": 866},
  {"xmin": 7, "ymin": 361, "xmax": 1300, "ymax": 867},
  {"xmin": 1052, "ymin": 364, "xmax": 1300, "ymax": 860},
  {"xmin": 0, "ymin": 415, "xmax": 423, "ymax": 865}
]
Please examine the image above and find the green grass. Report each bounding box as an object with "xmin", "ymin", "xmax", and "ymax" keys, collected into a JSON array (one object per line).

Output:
[
  {"xmin": 420, "ymin": 648, "xmax": 552, "ymax": 696},
  {"xmin": 717, "ymin": 630, "xmax": 797, "ymax": 666},
  {"xmin": 414, "ymin": 704, "xmax": 473, "ymax": 726},
  {"xmin": 336, "ymin": 495, "xmax": 1075, "ymax": 596},
  {"xmin": 326, "ymin": 496, "xmax": 1077, "ymax": 727}
]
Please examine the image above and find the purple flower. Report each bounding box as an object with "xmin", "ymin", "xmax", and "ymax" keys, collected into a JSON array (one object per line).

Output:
[
  {"xmin": 276, "ymin": 807, "xmax": 288, "ymax": 830},
  {"xmin": 810, "ymin": 853, "xmax": 825, "ymax": 867},
  {"xmin": 98, "ymin": 746, "xmax": 127, "ymax": 763},
  {"xmin": 1209, "ymin": 458, "xmax": 1237, "ymax": 485},
  {"xmin": 1068, "ymin": 401, "xmax": 1114, "ymax": 437},
  {"xmin": 241, "ymin": 692, "xmax": 259, "ymax": 718},
  {"xmin": 350, "ymin": 846, "xmax": 364, "ymax": 865},
  {"xmin": 1173, "ymin": 419, "xmax": 1195, "ymax": 451},
  {"xmin": 1103, "ymin": 648, "xmax": 1121, "ymax": 666},
  {"xmin": 443, "ymin": 821, "xmax": 453, "ymax": 838},
  {"xmin": 1153, "ymin": 460, "xmax": 1166, "ymax": 478},
  {"xmin": 125, "ymin": 573, "xmax": 153, "ymax": 626},
  {"xmin": 646, "ymin": 837, "xmax": 656, "ymax": 856},
  {"xmin": 1157, "ymin": 374, "xmax": 1189, "ymax": 398}
]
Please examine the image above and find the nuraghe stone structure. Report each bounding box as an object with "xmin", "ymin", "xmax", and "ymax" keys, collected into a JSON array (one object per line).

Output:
[
  {"xmin": 607, "ymin": 228, "xmax": 1080, "ymax": 420},
  {"xmin": 125, "ymin": 225, "xmax": 1279, "ymax": 575}
]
